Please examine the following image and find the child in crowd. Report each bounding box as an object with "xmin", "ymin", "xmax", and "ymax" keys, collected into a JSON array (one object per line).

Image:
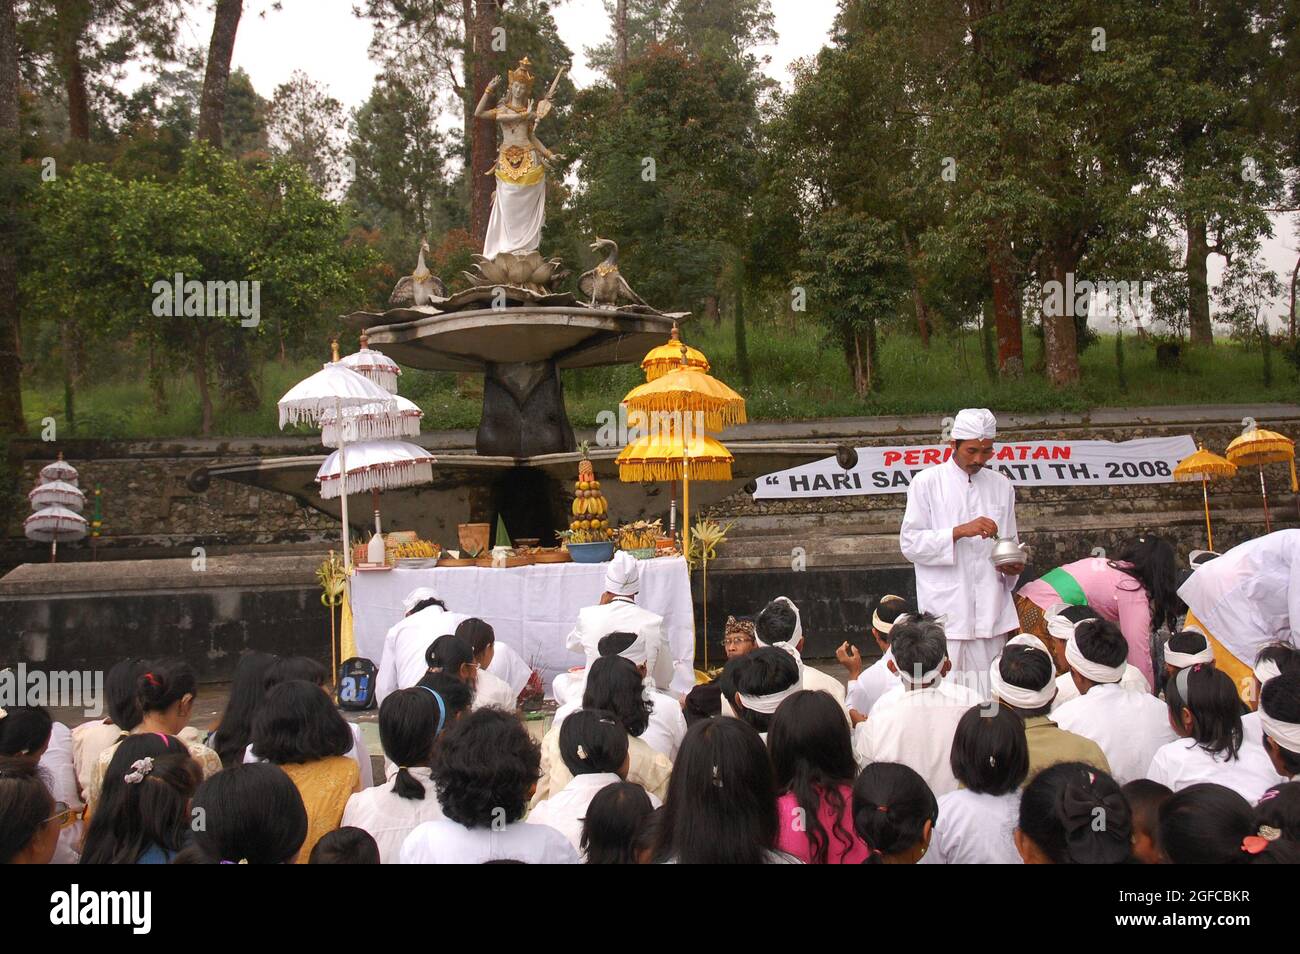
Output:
[
  {"xmin": 207, "ymin": 651, "xmax": 276, "ymax": 768},
  {"xmin": 173, "ymin": 763, "xmax": 308, "ymax": 864},
  {"xmin": 1121, "ymin": 778, "xmax": 1172, "ymax": 864},
  {"xmin": 851, "ymin": 762, "xmax": 938, "ymax": 864},
  {"xmin": 1015, "ymin": 762, "xmax": 1132, "ymax": 864},
  {"xmin": 0, "ymin": 757, "xmax": 63, "ymax": 864},
  {"xmin": 1160, "ymin": 783, "xmax": 1300, "ymax": 864},
  {"xmin": 455, "ymin": 619, "xmax": 518, "ymax": 711},
  {"xmin": 309, "ymin": 827, "xmax": 380, "ymax": 864},
  {"xmin": 582, "ymin": 782, "xmax": 655, "ymax": 864}
]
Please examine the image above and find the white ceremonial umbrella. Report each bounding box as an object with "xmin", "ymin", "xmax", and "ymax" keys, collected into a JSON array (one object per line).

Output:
[
  {"xmin": 39, "ymin": 454, "xmax": 78, "ymax": 487},
  {"xmin": 316, "ymin": 439, "xmax": 436, "ymax": 543},
  {"xmin": 29, "ymin": 480, "xmax": 85, "ymax": 512},
  {"xmin": 25, "ymin": 505, "xmax": 88, "ymax": 562},
  {"xmin": 338, "ymin": 335, "xmax": 401, "ymax": 393},
  {"xmin": 320, "ymin": 395, "xmax": 423, "ymax": 448},
  {"xmin": 277, "ymin": 344, "xmax": 398, "ymax": 570}
]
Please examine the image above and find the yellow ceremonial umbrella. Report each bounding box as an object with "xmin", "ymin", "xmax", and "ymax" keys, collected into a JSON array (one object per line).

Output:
[
  {"xmin": 622, "ymin": 362, "xmax": 746, "ymax": 431},
  {"xmin": 1174, "ymin": 443, "xmax": 1237, "ymax": 551},
  {"xmin": 641, "ymin": 324, "xmax": 710, "ymax": 381},
  {"xmin": 1225, "ymin": 426, "xmax": 1297, "ymax": 533}
]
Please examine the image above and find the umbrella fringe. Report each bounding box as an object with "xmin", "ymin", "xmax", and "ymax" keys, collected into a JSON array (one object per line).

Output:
[
  {"xmin": 321, "ymin": 415, "xmax": 422, "ymax": 446},
  {"xmin": 318, "ymin": 460, "xmax": 434, "ymax": 500},
  {"xmin": 618, "ymin": 460, "xmax": 733, "ymax": 482}
]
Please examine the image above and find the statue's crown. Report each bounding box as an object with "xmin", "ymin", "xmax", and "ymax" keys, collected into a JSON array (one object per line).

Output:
[{"xmin": 508, "ymin": 57, "xmax": 535, "ymax": 90}]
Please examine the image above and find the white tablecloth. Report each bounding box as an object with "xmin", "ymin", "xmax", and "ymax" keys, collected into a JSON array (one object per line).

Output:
[{"xmin": 350, "ymin": 556, "xmax": 696, "ymax": 696}]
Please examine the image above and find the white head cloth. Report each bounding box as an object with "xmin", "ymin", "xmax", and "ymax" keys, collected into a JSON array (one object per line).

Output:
[
  {"xmin": 757, "ymin": 597, "xmax": 804, "ymax": 665},
  {"xmin": 736, "ymin": 673, "xmax": 803, "ymax": 715},
  {"xmin": 1255, "ymin": 659, "xmax": 1283, "ymax": 686},
  {"xmin": 1045, "ymin": 602, "xmax": 1097, "ymax": 642},
  {"xmin": 990, "ymin": 634, "xmax": 1057, "ymax": 709},
  {"xmin": 1260, "ymin": 707, "xmax": 1300, "ymax": 755},
  {"xmin": 402, "ymin": 587, "xmax": 441, "ymax": 614},
  {"xmin": 1065, "ymin": 631, "xmax": 1125, "ymax": 684},
  {"xmin": 951, "ymin": 408, "xmax": 997, "ymax": 441},
  {"xmin": 872, "ymin": 596, "xmax": 907, "ymax": 634},
  {"xmin": 604, "ymin": 551, "xmax": 641, "ymax": 597},
  {"xmin": 1164, "ymin": 632, "xmax": 1216, "ymax": 669}
]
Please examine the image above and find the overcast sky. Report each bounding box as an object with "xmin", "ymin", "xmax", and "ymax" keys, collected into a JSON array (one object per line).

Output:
[{"xmin": 164, "ymin": 0, "xmax": 1296, "ymax": 330}]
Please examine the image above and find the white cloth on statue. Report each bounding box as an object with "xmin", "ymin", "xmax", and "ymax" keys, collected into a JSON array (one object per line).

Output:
[
  {"xmin": 245, "ymin": 722, "xmax": 372, "ymax": 789},
  {"xmin": 852, "ymin": 681, "xmax": 984, "ymax": 796},
  {"xmin": 1050, "ymin": 666, "xmax": 1150, "ymax": 712},
  {"xmin": 526, "ymin": 772, "xmax": 662, "ymax": 855},
  {"xmin": 565, "ymin": 598, "xmax": 676, "ymax": 695},
  {"xmin": 920, "ymin": 789, "xmax": 1021, "ymax": 865},
  {"xmin": 400, "ymin": 816, "xmax": 578, "ymax": 864},
  {"xmin": 1177, "ymin": 529, "xmax": 1300, "ymax": 667},
  {"xmin": 472, "ymin": 667, "xmax": 518, "ymax": 711},
  {"xmin": 846, "ymin": 651, "xmax": 896, "ymax": 716},
  {"xmin": 483, "ymin": 175, "xmax": 545, "ymax": 260},
  {"xmin": 39, "ymin": 721, "xmax": 83, "ymax": 864},
  {"xmin": 899, "ymin": 457, "xmax": 1021, "ymax": 649},
  {"xmin": 551, "ymin": 686, "xmax": 687, "ymax": 762},
  {"xmin": 341, "ymin": 765, "xmax": 444, "ymax": 864},
  {"xmin": 1145, "ymin": 737, "xmax": 1284, "ymax": 803},
  {"xmin": 487, "ymin": 640, "xmax": 532, "ymax": 698},
  {"xmin": 375, "ymin": 604, "xmax": 470, "ymax": 704},
  {"xmin": 1050, "ymin": 683, "xmax": 1177, "ymax": 784}
]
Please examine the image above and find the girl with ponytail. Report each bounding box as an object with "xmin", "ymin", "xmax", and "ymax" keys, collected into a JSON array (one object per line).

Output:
[
  {"xmin": 851, "ymin": 762, "xmax": 938, "ymax": 864},
  {"xmin": 1015, "ymin": 762, "xmax": 1132, "ymax": 864}
]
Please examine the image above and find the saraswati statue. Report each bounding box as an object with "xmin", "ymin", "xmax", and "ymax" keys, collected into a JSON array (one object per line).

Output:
[{"xmin": 475, "ymin": 57, "xmax": 565, "ymax": 262}]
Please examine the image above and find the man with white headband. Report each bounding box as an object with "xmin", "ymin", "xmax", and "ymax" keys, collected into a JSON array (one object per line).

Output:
[
  {"xmin": 1259, "ymin": 671, "xmax": 1300, "ymax": 779},
  {"xmin": 376, "ymin": 587, "xmax": 469, "ymax": 704},
  {"xmin": 1160, "ymin": 630, "xmax": 1216, "ymax": 680},
  {"xmin": 1177, "ymin": 528, "xmax": 1300, "ymax": 704},
  {"xmin": 753, "ymin": 596, "xmax": 846, "ymax": 707},
  {"xmin": 1049, "ymin": 618, "xmax": 1175, "ymax": 783},
  {"xmin": 838, "ymin": 595, "xmax": 912, "ymax": 719},
  {"xmin": 852, "ymin": 614, "xmax": 981, "ymax": 796},
  {"xmin": 900, "ymin": 407, "xmax": 1023, "ymax": 676},
  {"xmin": 727, "ymin": 647, "xmax": 802, "ymax": 741},
  {"xmin": 560, "ymin": 551, "xmax": 675, "ymax": 703},
  {"xmin": 1242, "ymin": 643, "xmax": 1300, "ymax": 746},
  {"xmin": 1044, "ymin": 603, "xmax": 1150, "ymax": 710},
  {"xmin": 989, "ymin": 634, "xmax": 1110, "ymax": 780}
]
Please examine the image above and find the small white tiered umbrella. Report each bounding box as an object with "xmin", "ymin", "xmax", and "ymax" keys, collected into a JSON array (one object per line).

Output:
[
  {"xmin": 337, "ymin": 334, "xmax": 401, "ymax": 393},
  {"xmin": 38, "ymin": 453, "xmax": 79, "ymax": 486},
  {"xmin": 320, "ymin": 395, "xmax": 423, "ymax": 447},
  {"xmin": 316, "ymin": 440, "xmax": 436, "ymax": 559},
  {"xmin": 29, "ymin": 480, "xmax": 85, "ymax": 511},
  {"xmin": 25, "ymin": 505, "xmax": 87, "ymax": 561}
]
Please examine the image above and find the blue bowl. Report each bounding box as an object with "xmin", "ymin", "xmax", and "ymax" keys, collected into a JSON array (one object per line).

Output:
[{"xmin": 567, "ymin": 541, "xmax": 615, "ymax": 563}]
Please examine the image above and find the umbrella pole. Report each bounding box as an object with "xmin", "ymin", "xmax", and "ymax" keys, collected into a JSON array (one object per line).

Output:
[
  {"xmin": 50, "ymin": 539, "xmax": 57, "ymax": 563},
  {"xmin": 336, "ymin": 399, "xmax": 351, "ymax": 690},
  {"xmin": 669, "ymin": 480, "xmax": 677, "ymax": 543},
  {"xmin": 1260, "ymin": 465, "xmax": 1272, "ymax": 534},
  {"xmin": 1201, "ymin": 476, "xmax": 1214, "ymax": 551}
]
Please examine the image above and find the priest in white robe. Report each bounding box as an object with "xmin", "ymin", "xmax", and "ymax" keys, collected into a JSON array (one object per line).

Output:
[
  {"xmin": 899, "ymin": 408, "xmax": 1023, "ymax": 676},
  {"xmin": 375, "ymin": 587, "xmax": 469, "ymax": 704}
]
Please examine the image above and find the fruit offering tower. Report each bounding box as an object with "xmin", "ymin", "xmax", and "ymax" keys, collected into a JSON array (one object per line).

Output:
[{"xmin": 568, "ymin": 443, "xmax": 613, "ymax": 543}]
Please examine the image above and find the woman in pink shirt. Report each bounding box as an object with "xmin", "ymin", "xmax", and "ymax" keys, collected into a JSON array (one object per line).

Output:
[
  {"xmin": 769, "ymin": 690, "xmax": 871, "ymax": 864},
  {"xmin": 1017, "ymin": 536, "xmax": 1181, "ymax": 685}
]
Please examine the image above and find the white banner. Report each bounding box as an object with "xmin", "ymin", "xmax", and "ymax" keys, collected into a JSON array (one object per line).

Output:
[{"xmin": 754, "ymin": 435, "xmax": 1198, "ymax": 499}]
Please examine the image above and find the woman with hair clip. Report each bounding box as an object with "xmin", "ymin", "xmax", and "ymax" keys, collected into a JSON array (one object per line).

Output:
[
  {"xmin": 1018, "ymin": 535, "xmax": 1181, "ymax": 686},
  {"xmin": 769, "ymin": 690, "xmax": 869, "ymax": 864},
  {"xmin": 1145, "ymin": 663, "xmax": 1283, "ymax": 803},
  {"xmin": 1016, "ymin": 762, "xmax": 1133, "ymax": 864},
  {"xmin": 80, "ymin": 734, "xmax": 200, "ymax": 864},
  {"xmin": 1160, "ymin": 782, "xmax": 1300, "ymax": 864},
  {"xmin": 173, "ymin": 763, "xmax": 308, "ymax": 865},
  {"xmin": 851, "ymin": 762, "xmax": 938, "ymax": 864}
]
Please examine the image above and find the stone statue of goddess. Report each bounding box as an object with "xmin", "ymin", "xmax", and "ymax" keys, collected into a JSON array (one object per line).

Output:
[{"xmin": 475, "ymin": 57, "xmax": 564, "ymax": 260}]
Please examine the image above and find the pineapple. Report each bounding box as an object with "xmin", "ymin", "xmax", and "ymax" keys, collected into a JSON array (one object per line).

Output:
[{"xmin": 567, "ymin": 442, "xmax": 613, "ymax": 543}]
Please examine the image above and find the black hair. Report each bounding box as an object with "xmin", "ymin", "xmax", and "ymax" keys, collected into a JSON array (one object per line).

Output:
[
  {"xmin": 0, "ymin": 705, "xmax": 53, "ymax": 757},
  {"xmin": 425, "ymin": 634, "xmax": 474, "ymax": 679},
  {"xmin": 889, "ymin": 615, "xmax": 948, "ymax": 684},
  {"xmin": 727, "ymin": 647, "xmax": 799, "ymax": 734},
  {"xmin": 631, "ymin": 806, "xmax": 664, "ymax": 863},
  {"xmin": 682, "ymin": 682, "xmax": 722, "ymax": 725},
  {"xmin": 415, "ymin": 670, "xmax": 474, "ymax": 721},
  {"xmin": 212, "ymin": 651, "xmax": 278, "ymax": 768},
  {"xmin": 655, "ymin": 717, "xmax": 778, "ymax": 864},
  {"xmin": 1255, "ymin": 642, "xmax": 1300, "ymax": 676},
  {"xmin": 851, "ymin": 762, "xmax": 938, "ymax": 862},
  {"xmin": 755, "ymin": 599, "xmax": 799, "ymax": 646},
  {"xmin": 581, "ymin": 781, "xmax": 654, "ymax": 864},
  {"xmin": 582, "ymin": 655, "xmax": 651, "ymax": 738},
  {"xmin": 1072, "ymin": 619, "xmax": 1128, "ymax": 671},
  {"xmin": 0, "ymin": 757, "xmax": 54, "ymax": 863},
  {"xmin": 1165, "ymin": 664, "xmax": 1243, "ymax": 759},
  {"xmin": 308, "ymin": 826, "xmax": 380, "ymax": 864},
  {"xmin": 559, "ymin": 708, "xmax": 629, "ymax": 776},
  {"xmin": 455, "ymin": 618, "xmax": 496, "ymax": 658},
  {"xmin": 1255, "ymin": 782, "xmax": 1300, "ymax": 842},
  {"xmin": 1160, "ymin": 783, "xmax": 1294, "ymax": 864},
  {"xmin": 1261, "ymin": 671, "xmax": 1300, "ymax": 776},
  {"xmin": 950, "ymin": 705, "xmax": 1029, "ymax": 795},
  {"xmin": 251, "ymin": 680, "xmax": 353, "ymax": 764},
  {"xmin": 855, "ymin": 595, "xmax": 913, "ymax": 655},
  {"xmin": 1110, "ymin": 535, "xmax": 1182, "ymax": 631},
  {"xmin": 171, "ymin": 763, "xmax": 308, "ymax": 864},
  {"xmin": 1121, "ymin": 778, "xmax": 1173, "ymax": 840},
  {"xmin": 998, "ymin": 643, "xmax": 1057, "ymax": 716},
  {"xmin": 1166, "ymin": 629, "xmax": 1211, "ymax": 659},
  {"xmin": 409, "ymin": 596, "xmax": 446, "ymax": 615},
  {"xmin": 105, "ymin": 658, "xmax": 147, "ymax": 730},
  {"xmin": 379, "ymin": 688, "xmax": 441, "ymax": 800},
  {"xmin": 1018, "ymin": 762, "xmax": 1131, "ymax": 864},
  {"xmin": 432, "ymin": 708, "xmax": 540, "ymax": 827},
  {"xmin": 137, "ymin": 659, "xmax": 198, "ymax": 714},
  {"xmin": 263, "ymin": 656, "xmax": 328, "ymax": 691},
  {"xmin": 597, "ymin": 631, "xmax": 639, "ymax": 657},
  {"xmin": 768, "ymin": 690, "xmax": 859, "ymax": 864},
  {"xmin": 1058, "ymin": 604, "xmax": 1100, "ymax": 625},
  {"xmin": 80, "ymin": 733, "xmax": 200, "ymax": 864}
]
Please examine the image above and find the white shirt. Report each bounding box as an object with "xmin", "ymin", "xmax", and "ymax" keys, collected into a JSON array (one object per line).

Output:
[
  {"xmin": 801, "ymin": 662, "xmax": 848, "ymax": 707},
  {"xmin": 552, "ymin": 686, "xmax": 687, "ymax": 761},
  {"xmin": 1146, "ymin": 737, "xmax": 1284, "ymax": 803},
  {"xmin": 376, "ymin": 604, "xmax": 471, "ymax": 704},
  {"xmin": 39, "ymin": 721, "xmax": 83, "ymax": 864},
  {"xmin": 900, "ymin": 458, "xmax": 1021, "ymax": 640},
  {"xmin": 565, "ymin": 598, "xmax": 675, "ymax": 693},
  {"xmin": 922, "ymin": 789, "xmax": 1021, "ymax": 865},
  {"xmin": 846, "ymin": 651, "xmax": 895, "ymax": 716},
  {"xmin": 526, "ymin": 772, "xmax": 663, "ymax": 854},
  {"xmin": 245, "ymin": 721, "xmax": 373, "ymax": 789},
  {"xmin": 400, "ymin": 816, "xmax": 579, "ymax": 864},
  {"xmin": 342, "ymin": 766, "xmax": 444, "ymax": 863},
  {"xmin": 1050, "ymin": 683, "xmax": 1177, "ymax": 784},
  {"xmin": 1243, "ymin": 710, "xmax": 1263, "ymax": 747},
  {"xmin": 853, "ymin": 681, "xmax": 984, "ymax": 796},
  {"xmin": 486, "ymin": 641, "xmax": 533, "ymax": 698},
  {"xmin": 472, "ymin": 668, "xmax": 518, "ymax": 711},
  {"xmin": 1178, "ymin": 529, "xmax": 1300, "ymax": 666},
  {"xmin": 1050, "ymin": 666, "xmax": 1151, "ymax": 712}
]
